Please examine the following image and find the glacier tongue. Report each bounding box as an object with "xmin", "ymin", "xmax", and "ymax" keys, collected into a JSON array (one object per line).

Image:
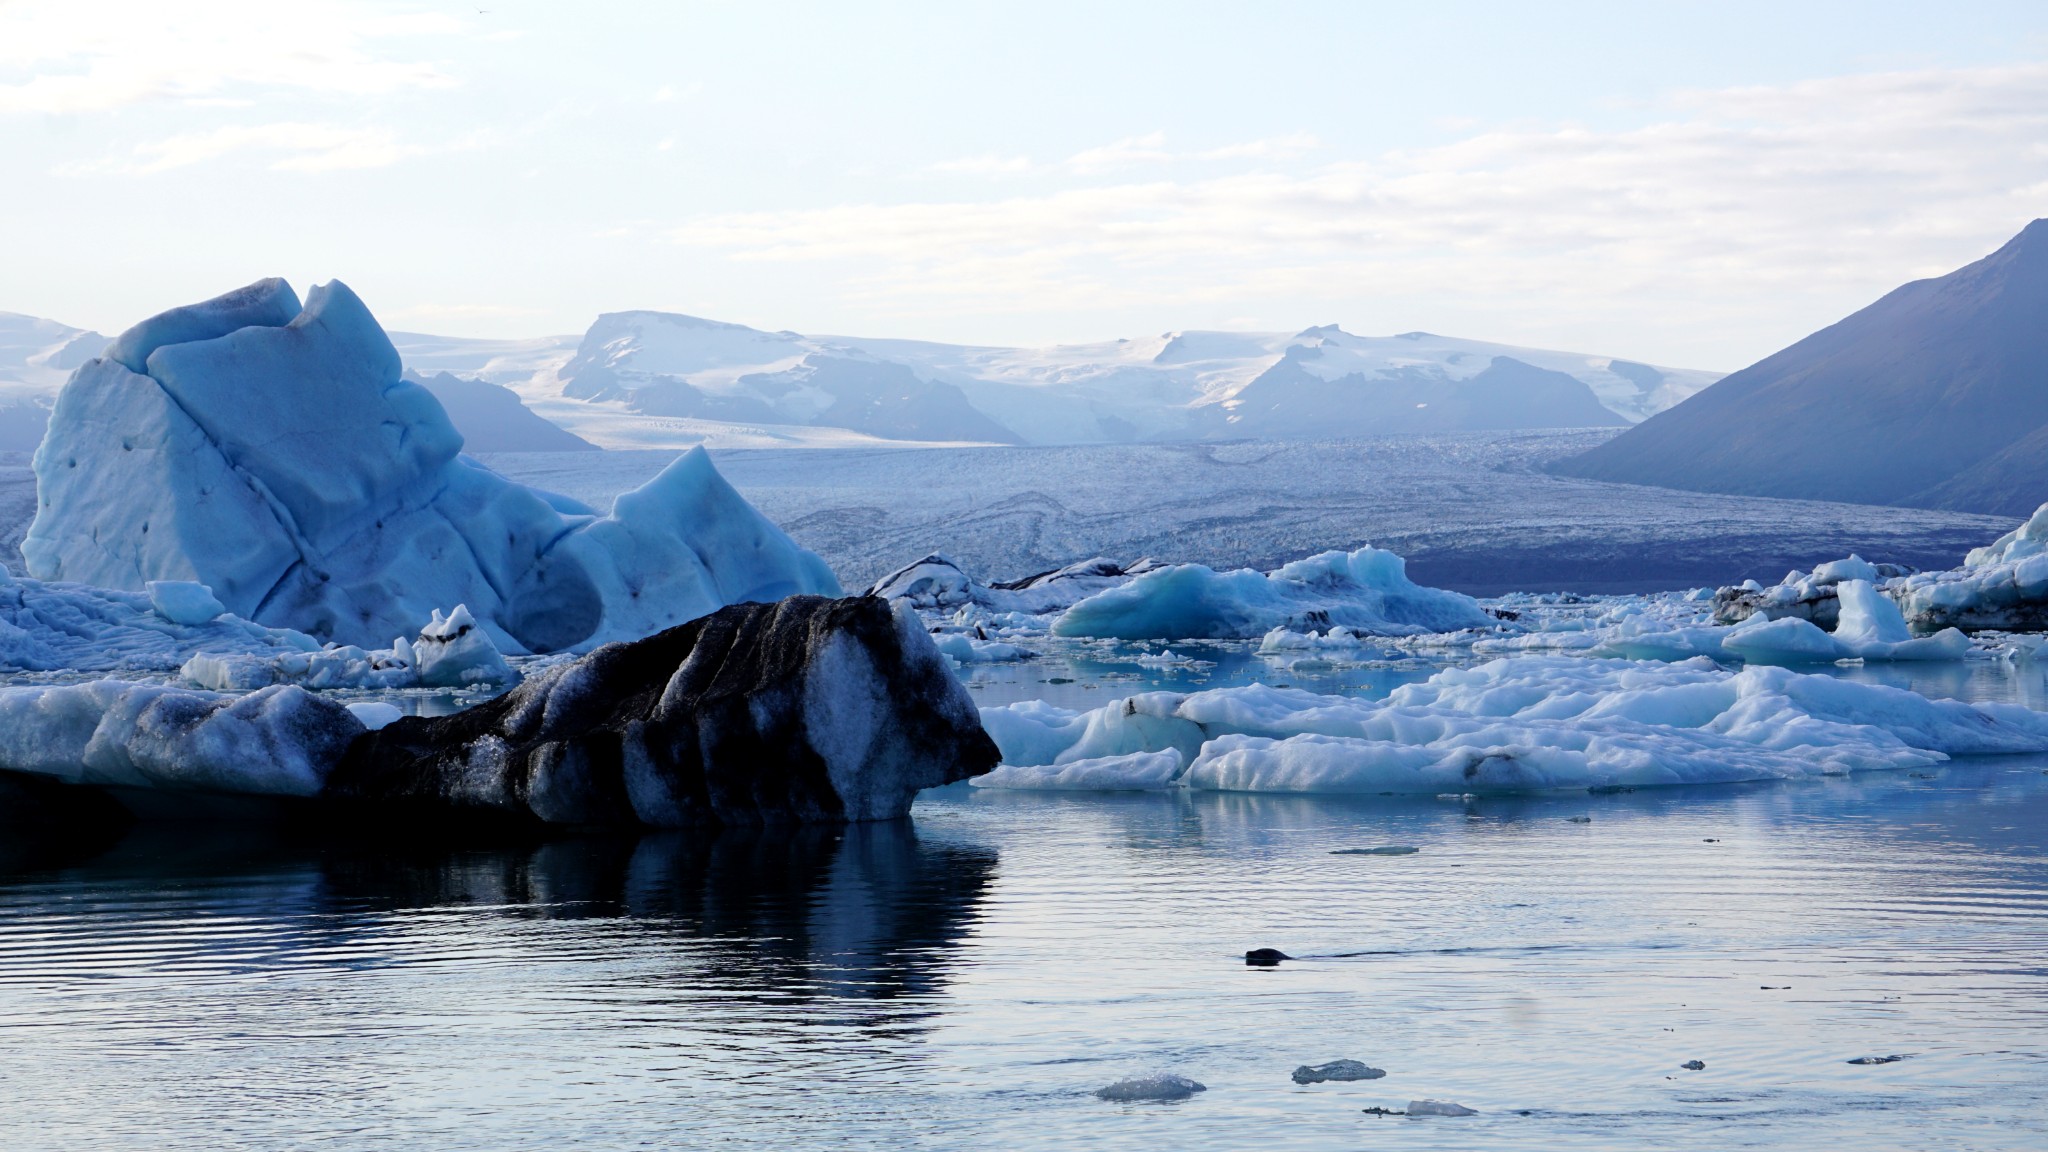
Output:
[{"xmin": 23, "ymin": 278, "xmax": 840, "ymax": 652}]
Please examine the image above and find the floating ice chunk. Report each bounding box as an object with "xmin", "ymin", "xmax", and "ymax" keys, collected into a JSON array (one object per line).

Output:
[
  {"xmin": 181, "ymin": 604, "xmax": 516, "ymax": 691},
  {"xmin": 1054, "ymin": 546, "xmax": 1493, "ymax": 640},
  {"xmin": 1407, "ymin": 1099, "xmax": 1477, "ymax": 1116},
  {"xmin": 147, "ymin": 580, "xmax": 226, "ymax": 626},
  {"xmin": 978, "ymin": 656, "xmax": 2048, "ymax": 794},
  {"xmin": 1832, "ymin": 580, "xmax": 1971, "ymax": 660},
  {"xmin": 1134, "ymin": 648, "xmax": 1206, "ymax": 666},
  {"xmin": 1095, "ymin": 1074, "xmax": 1206, "ymax": 1102},
  {"xmin": 1294, "ymin": 1060, "xmax": 1386, "ymax": 1084},
  {"xmin": 972, "ymin": 748, "xmax": 1185, "ymax": 790},
  {"xmin": 868, "ymin": 553, "xmax": 1156, "ymax": 615},
  {"xmin": 928, "ymin": 630, "xmax": 1035, "ymax": 663},
  {"xmin": 869, "ymin": 553, "xmax": 979, "ymax": 610},
  {"xmin": 0, "ymin": 680, "xmax": 361, "ymax": 796},
  {"xmin": 1720, "ymin": 615, "xmax": 1845, "ymax": 665},
  {"xmin": 1893, "ymin": 503, "xmax": 2048, "ymax": 632},
  {"xmin": 1811, "ymin": 555, "xmax": 1880, "ymax": 586},
  {"xmin": 1260, "ymin": 625, "xmax": 1393, "ymax": 654},
  {"xmin": 413, "ymin": 604, "xmax": 516, "ymax": 687}
]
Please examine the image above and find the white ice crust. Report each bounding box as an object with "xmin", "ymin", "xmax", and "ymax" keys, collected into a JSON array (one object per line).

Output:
[
  {"xmin": 1052, "ymin": 547, "xmax": 1493, "ymax": 640},
  {"xmin": 24, "ymin": 278, "xmax": 839, "ymax": 653},
  {"xmin": 0, "ymin": 565, "xmax": 321, "ymax": 673},
  {"xmin": 974, "ymin": 655, "xmax": 2048, "ymax": 793}
]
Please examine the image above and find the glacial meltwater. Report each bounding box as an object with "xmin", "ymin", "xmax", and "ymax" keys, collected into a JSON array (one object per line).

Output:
[{"xmin": 2, "ymin": 644, "xmax": 2045, "ymax": 1150}]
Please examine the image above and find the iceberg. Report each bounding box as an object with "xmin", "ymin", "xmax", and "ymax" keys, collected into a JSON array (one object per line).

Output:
[
  {"xmin": 326, "ymin": 595, "xmax": 999, "ymax": 824},
  {"xmin": 974, "ymin": 655, "xmax": 2048, "ymax": 794},
  {"xmin": 1710, "ymin": 554, "xmax": 1913, "ymax": 629},
  {"xmin": 1052, "ymin": 547, "xmax": 1494, "ymax": 640},
  {"xmin": 868, "ymin": 553, "xmax": 1161, "ymax": 615},
  {"xmin": 4, "ymin": 596, "xmax": 998, "ymax": 825},
  {"xmin": 1894, "ymin": 502, "xmax": 2048, "ymax": 633},
  {"xmin": 23, "ymin": 279, "xmax": 839, "ymax": 652}
]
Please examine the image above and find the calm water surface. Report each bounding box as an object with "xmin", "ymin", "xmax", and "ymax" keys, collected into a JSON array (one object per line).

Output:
[{"xmin": 0, "ymin": 649, "xmax": 2045, "ymax": 1149}]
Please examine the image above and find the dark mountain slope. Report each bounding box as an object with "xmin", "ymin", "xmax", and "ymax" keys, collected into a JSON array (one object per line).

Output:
[{"xmin": 1554, "ymin": 219, "xmax": 2048, "ymax": 511}]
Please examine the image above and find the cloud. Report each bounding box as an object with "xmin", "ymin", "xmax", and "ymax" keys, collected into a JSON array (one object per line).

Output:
[
  {"xmin": 926, "ymin": 132, "xmax": 1322, "ymax": 179},
  {"xmin": 665, "ymin": 63, "xmax": 2048, "ymax": 344},
  {"xmin": 1063, "ymin": 131, "xmax": 1172, "ymax": 174},
  {"xmin": 928, "ymin": 153, "xmax": 1036, "ymax": 177},
  {"xmin": 0, "ymin": 0, "xmax": 461, "ymax": 114},
  {"xmin": 66, "ymin": 122, "xmax": 421, "ymax": 173}
]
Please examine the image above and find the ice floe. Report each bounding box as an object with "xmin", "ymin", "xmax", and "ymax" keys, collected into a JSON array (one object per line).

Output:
[
  {"xmin": 1052, "ymin": 546, "xmax": 1493, "ymax": 640},
  {"xmin": 974, "ymin": 655, "xmax": 2048, "ymax": 794}
]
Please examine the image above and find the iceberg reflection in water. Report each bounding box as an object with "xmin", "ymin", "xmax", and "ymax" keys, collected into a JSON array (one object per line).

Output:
[{"xmin": 2, "ymin": 763, "xmax": 2046, "ymax": 1150}]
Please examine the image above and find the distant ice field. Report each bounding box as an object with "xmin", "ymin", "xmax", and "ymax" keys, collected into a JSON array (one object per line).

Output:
[{"xmin": 481, "ymin": 431, "xmax": 2015, "ymax": 595}]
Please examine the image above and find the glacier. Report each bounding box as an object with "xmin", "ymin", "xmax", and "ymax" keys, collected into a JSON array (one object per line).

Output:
[
  {"xmin": 973, "ymin": 655, "xmax": 2048, "ymax": 794},
  {"xmin": 21, "ymin": 279, "xmax": 839, "ymax": 652}
]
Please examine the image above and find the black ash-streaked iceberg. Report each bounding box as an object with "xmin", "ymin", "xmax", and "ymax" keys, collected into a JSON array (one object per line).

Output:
[
  {"xmin": 23, "ymin": 278, "xmax": 839, "ymax": 653},
  {"xmin": 326, "ymin": 595, "xmax": 998, "ymax": 825}
]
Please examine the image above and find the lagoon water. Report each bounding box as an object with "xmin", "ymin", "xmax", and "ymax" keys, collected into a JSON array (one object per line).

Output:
[{"xmin": 2, "ymin": 646, "xmax": 2046, "ymax": 1149}]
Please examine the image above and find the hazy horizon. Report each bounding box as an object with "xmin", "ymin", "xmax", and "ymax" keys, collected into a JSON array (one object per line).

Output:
[{"xmin": 5, "ymin": 1, "xmax": 2048, "ymax": 371}]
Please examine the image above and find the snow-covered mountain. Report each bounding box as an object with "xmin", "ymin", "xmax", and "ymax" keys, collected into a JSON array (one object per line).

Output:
[
  {"xmin": 0, "ymin": 308, "xmax": 1721, "ymax": 452},
  {"xmin": 0, "ymin": 312, "xmax": 108, "ymax": 451},
  {"xmin": 511, "ymin": 312, "xmax": 1719, "ymax": 448}
]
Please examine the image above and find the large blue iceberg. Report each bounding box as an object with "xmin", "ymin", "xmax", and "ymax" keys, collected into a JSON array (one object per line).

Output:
[{"xmin": 22, "ymin": 278, "xmax": 840, "ymax": 652}]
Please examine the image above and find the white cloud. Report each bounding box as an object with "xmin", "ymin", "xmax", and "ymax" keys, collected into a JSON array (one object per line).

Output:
[
  {"xmin": 666, "ymin": 63, "xmax": 2048, "ymax": 348},
  {"xmin": 69, "ymin": 122, "xmax": 421, "ymax": 174},
  {"xmin": 927, "ymin": 132, "xmax": 1322, "ymax": 179},
  {"xmin": 0, "ymin": 0, "xmax": 461, "ymax": 114},
  {"xmin": 928, "ymin": 153, "xmax": 1035, "ymax": 177},
  {"xmin": 1064, "ymin": 131, "xmax": 1172, "ymax": 173}
]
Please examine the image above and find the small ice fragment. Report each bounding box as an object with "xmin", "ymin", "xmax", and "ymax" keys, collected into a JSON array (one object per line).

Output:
[
  {"xmin": 1407, "ymin": 1099, "xmax": 1477, "ymax": 1116},
  {"xmin": 1331, "ymin": 845, "xmax": 1419, "ymax": 856},
  {"xmin": 1244, "ymin": 948, "xmax": 1291, "ymax": 966},
  {"xmin": 1846, "ymin": 1054, "xmax": 1909, "ymax": 1065},
  {"xmin": 345, "ymin": 702, "xmax": 404, "ymax": 731},
  {"xmin": 1293, "ymin": 1059, "xmax": 1386, "ymax": 1084},
  {"xmin": 1096, "ymin": 1074, "xmax": 1206, "ymax": 1102},
  {"xmin": 1680, "ymin": 1060, "xmax": 1705, "ymax": 1070},
  {"xmin": 147, "ymin": 580, "xmax": 227, "ymax": 625}
]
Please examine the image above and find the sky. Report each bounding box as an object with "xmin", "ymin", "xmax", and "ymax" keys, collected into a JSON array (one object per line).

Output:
[{"xmin": 3, "ymin": 1, "xmax": 2047, "ymax": 370}]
